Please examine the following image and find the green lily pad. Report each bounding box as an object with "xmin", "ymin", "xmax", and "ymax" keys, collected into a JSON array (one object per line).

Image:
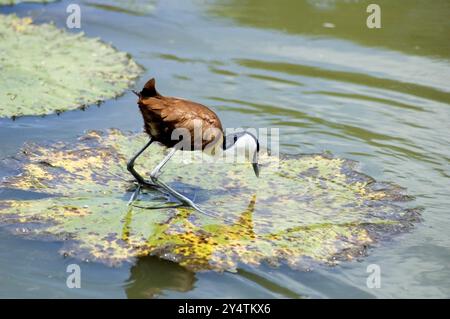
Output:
[
  {"xmin": 0, "ymin": 14, "xmax": 143, "ymax": 118},
  {"xmin": 0, "ymin": 130, "xmax": 420, "ymax": 271},
  {"xmin": 0, "ymin": 0, "xmax": 56, "ymax": 5}
]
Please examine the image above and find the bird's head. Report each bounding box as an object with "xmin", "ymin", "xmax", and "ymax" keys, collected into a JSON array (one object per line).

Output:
[
  {"xmin": 223, "ymin": 131, "xmax": 260, "ymax": 177},
  {"xmin": 132, "ymin": 78, "xmax": 161, "ymax": 99}
]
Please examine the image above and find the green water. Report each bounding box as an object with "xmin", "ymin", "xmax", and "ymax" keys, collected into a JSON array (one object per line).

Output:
[{"xmin": 0, "ymin": 0, "xmax": 449, "ymax": 298}]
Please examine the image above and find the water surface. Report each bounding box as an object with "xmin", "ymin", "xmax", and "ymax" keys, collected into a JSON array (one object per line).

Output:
[{"xmin": 0, "ymin": 0, "xmax": 449, "ymax": 298}]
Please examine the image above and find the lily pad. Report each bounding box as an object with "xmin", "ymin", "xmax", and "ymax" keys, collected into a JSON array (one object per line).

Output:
[
  {"xmin": 0, "ymin": 14, "xmax": 143, "ymax": 118},
  {"xmin": 0, "ymin": 130, "xmax": 420, "ymax": 271}
]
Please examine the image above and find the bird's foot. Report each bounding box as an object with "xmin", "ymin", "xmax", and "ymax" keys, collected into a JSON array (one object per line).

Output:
[
  {"xmin": 127, "ymin": 179, "xmax": 160, "ymax": 206},
  {"xmin": 150, "ymin": 170, "xmax": 162, "ymax": 180},
  {"xmin": 138, "ymin": 179, "xmax": 158, "ymax": 189},
  {"xmin": 127, "ymin": 183, "xmax": 141, "ymax": 206},
  {"xmin": 126, "ymin": 179, "xmax": 158, "ymax": 190}
]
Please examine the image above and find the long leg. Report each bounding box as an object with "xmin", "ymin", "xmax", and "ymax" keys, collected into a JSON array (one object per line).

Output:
[
  {"xmin": 149, "ymin": 147, "xmax": 215, "ymax": 217},
  {"xmin": 127, "ymin": 138, "xmax": 155, "ymax": 187}
]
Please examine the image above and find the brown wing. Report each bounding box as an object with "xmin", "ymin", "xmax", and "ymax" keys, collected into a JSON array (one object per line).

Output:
[{"xmin": 137, "ymin": 79, "xmax": 223, "ymax": 150}]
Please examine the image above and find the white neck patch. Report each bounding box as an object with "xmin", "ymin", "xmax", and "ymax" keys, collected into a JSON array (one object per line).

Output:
[{"xmin": 222, "ymin": 133, "xmax": 258, "ymax": 163}]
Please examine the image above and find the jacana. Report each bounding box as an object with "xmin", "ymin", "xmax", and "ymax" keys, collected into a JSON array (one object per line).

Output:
[{"xmin": 127, "ymin": 78, "xmax": 260, "ymax": 213}]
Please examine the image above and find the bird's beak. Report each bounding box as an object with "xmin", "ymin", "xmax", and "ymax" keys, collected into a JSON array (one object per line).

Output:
[{"xmin": 252, "ymin": 162, "xmax": 260, "ymax": 178}]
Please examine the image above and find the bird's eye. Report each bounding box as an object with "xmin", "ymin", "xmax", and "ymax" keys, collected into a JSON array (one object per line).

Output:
[{"xmin": 234, "ymin": 135, "xmax": 237, "ymax": 143}]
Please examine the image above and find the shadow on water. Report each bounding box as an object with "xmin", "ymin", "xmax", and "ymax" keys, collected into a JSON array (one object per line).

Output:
[
  {"xmin": 124, "ymin": 256, "xmax": 196, "ymax": 299},
  {"xmin": 0, "ymin": 188, "xmax": 54, "ymax": 201},
  {"xmin": 124, "ymin": 258, "xmax": 308, "ymax": 299}
]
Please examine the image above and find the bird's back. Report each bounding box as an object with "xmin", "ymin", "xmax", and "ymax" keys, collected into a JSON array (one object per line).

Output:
[{"xmin": 136, "ymin": 79, "xmax": 223, "ymax": 150}]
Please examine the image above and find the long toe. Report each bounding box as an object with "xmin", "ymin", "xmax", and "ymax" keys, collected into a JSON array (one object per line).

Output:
[{"xmin": 141, "ymin": 180, "xmax": 158, "ymax": 189}]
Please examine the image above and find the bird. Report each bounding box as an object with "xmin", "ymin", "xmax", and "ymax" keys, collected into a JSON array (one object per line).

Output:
[{"xmin": 127, "ymin": 78, "xmax": 260, "ymax": 214}]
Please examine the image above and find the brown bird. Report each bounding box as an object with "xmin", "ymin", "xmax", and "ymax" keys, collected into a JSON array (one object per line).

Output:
[{"xmin": 127, "ymin": 78, "xmax": 260, "ymax": 213}]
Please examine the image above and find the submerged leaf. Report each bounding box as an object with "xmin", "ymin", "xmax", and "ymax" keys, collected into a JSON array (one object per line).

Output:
[
  {"xmin": 0, "ymin": 14, "xmax": 143, "ymax": 118},
  {"xmin": 0, "ymin": 130, "xmax": 420, "ymax": 271}
]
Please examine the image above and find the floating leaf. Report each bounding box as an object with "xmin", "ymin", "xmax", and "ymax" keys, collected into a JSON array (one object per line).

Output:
[
  {"xmin": 0, "ymin": 130, "xmax": 420, "ymax": 271},
  {"xmin": 0, "ymin": 14, "xmax": 143, "ymax": 118}
]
